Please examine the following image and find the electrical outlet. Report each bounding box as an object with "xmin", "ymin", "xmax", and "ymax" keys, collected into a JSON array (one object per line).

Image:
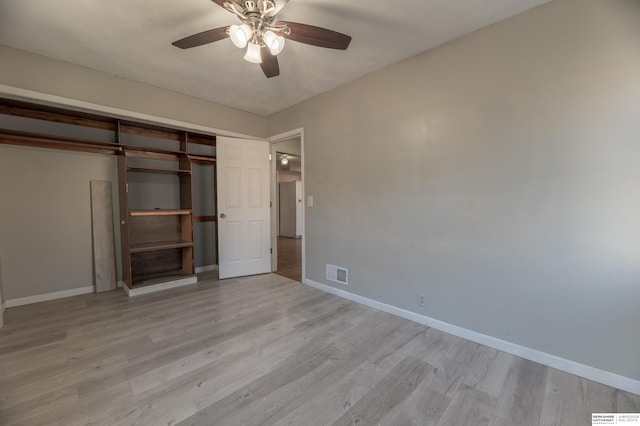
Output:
[{"xmin": 417, "ymin": 292, "xmax": 426, "ymax": 307}]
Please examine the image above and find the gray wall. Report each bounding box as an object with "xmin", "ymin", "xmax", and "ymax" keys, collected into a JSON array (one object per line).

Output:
[
  {"xmin": 0, "ymin": 257, "xmax": 4, "ymax": 328},
  {"xmin": 0, "ymin": 145, "xmax": 120, "ymax": 300},
  {"xmin": 0, "ymin": 45, "xmax": 267, "ymax": 138},
  {"xmin": 193, "ymin": 164, "xmax": 217, "ymax": 268},
  {"xmin": 269, "ymin": 0, "xmax": 640, "ymax": 381}
]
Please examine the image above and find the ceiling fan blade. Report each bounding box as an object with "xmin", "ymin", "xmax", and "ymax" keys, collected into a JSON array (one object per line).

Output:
[
  {"xmin": 172, "ymin": 26, "xmax": 229, "ymax": 49},
  {"xmin": 210, "ymin": 0, "xmax": 230, "ymax": 11},
  {"xmin": 278, "ymin": 21, "xmax": 351, "ymax": 50},
  {"xmin": 260, "ymin": 46, "xmax": 280, "ymax": 78}
]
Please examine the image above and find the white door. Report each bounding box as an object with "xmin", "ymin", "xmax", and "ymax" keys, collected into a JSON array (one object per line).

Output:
[{"xmin": 217, "ymin": 137, "xmax": 271, "ymax": 279}]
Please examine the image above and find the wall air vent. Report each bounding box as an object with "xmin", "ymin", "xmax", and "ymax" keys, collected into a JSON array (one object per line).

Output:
[{"xmin": 326, "ymin": 264, "xmax": 348, "ymax": 285}]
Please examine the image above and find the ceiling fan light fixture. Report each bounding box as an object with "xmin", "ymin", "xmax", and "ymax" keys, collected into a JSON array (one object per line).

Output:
[
  {"xmin": 172, "ymin": 0, "xmax": 352, "ymax": 78},
  {"xmin": 229, "ymin": 24, "xmax": 252, "ymax": 48},
  {"xmin": 244, "ymin": 42, "xmax": 263, "ymax": 64},
  {"xmin": 280, "ymin": 155, "xmax": 289, "ymax": 165},
  {"xmin": 263, "ymin": 30, "xmax": 285, "ymax": 55}
]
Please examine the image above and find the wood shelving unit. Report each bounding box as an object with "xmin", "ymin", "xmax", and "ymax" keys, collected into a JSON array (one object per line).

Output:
[
  {"xmin": 118, "ymin": 143, "xmax": 196, "ymax": 290},
  {"xmin": 1, "ymin": 97, "xmax": 218, "ymax": 296}
]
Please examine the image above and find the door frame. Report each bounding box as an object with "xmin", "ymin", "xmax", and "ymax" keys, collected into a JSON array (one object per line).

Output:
[{"xmin": 268, "ymin": 128, "xmax": 305, "ymax": 282}]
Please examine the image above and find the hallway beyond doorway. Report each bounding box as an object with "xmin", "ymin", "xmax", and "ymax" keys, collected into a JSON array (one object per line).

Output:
[{"xmin": 275, "ymin": 236, "xmax": 301, "ymax": 282}]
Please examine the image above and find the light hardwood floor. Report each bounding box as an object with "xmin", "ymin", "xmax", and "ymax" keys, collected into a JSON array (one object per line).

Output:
[
  {"xmin": 1, "ymin": 273, "xmax": 638, "ymax": 425},
  {"xmin": 275, "ymin": 236, "xmax": 302, "ymax": 282}
]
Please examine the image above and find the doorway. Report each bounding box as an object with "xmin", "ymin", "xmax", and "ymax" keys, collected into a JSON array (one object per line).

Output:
[{"xmin": 270, "ymin": 132, "xmax": 304, "ymax": 282}]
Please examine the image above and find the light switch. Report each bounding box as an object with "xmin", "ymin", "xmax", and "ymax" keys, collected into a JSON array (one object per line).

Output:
[{"xmin": 307, "ymin": 196, "xmax": 314, "ymax": 207}]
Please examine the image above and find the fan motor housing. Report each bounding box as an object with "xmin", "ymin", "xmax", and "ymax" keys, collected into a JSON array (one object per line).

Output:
[{"xmin": 242, "ymin": 1, "xmax": 259, "ymax": 13}]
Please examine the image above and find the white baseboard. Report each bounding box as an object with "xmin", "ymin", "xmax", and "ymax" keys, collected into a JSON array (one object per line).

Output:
[
  {"xmin": 195, "ymin": 265, "xmax": 218, "ymax": 274},
  {"xmin": 117, "ymin": 281, "xmax": 124, "ymax": 289},
  {"xmin": 304, "ymin": 279, "xmax": 640, "ymax": 396},
  {"xmin": 122, "ymin": 276, "xmax": 198, "ymax": 297},
  {"xmin": 5, "ymin": 286, "xmax": 95, "ymax": 308}
]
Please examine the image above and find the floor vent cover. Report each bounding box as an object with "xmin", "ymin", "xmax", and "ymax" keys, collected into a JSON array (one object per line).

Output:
[{"xmin": 326, "ymin": 264, "xmax": 348, "ymax": 285}]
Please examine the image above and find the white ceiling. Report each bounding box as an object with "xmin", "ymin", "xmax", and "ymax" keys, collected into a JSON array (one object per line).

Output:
[{"xmin": 0, "ymin": 0, "xmax": 550, "ymax": 116}]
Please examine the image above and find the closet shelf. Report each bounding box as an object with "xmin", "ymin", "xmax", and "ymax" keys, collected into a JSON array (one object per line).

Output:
[
  {"xmin": 127, "ymin": 166, "xmax": 191, "ymax": 175},
  {"xmin": 129, "ymin": 240, "xmax": 193, "ymax": 253},
  {"xmin": 129, "ymin": 209, "xmax": 191, "ymax": 217}
]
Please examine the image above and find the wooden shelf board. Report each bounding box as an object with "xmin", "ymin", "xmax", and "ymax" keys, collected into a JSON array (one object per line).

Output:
[
  {"xmin": 187, "ymin": 134, "xmax": 217, "ymax": 147},
  {"xmin": 187, "ymin": 154, "xmax": 216, "ymax": 164},
  {"xmin": 131, "ymin": 272, "xmax": 195, "ymax": 287},
  {"xmin": 129, "ymin": 209, "xmax": 191, "ymax": 217},
  {"xmin": 120, "ymin": 121, "xmax": 182, "ymax": 141},
  {"xmin": 130, "ymin": 240, "xmax": 193, "ymax": 253},
  {"xmin": 0, "ymin": 129, "xmax": 121, "ymax": 155},
  {"xmin": 123, "ymin": 145, "xmax": 186, "ymax": 160},
  {"xmin": 0, "ymin": 99, "xmax": 116, "ymax": 130},
  {"xmin": 127, "ymin": 166, "xmax": 191, "ymax": 175},
  {"xmin": 194, "ymin": 215, "xmax": 217, "ymax": 222}
]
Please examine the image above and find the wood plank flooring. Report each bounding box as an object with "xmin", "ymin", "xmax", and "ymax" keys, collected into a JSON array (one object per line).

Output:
[
  {"xmin": 0, "ymin": 273, "xmax": 638, "ymax": 425},
  {"xmin": 275, "ymin": 236, "xmax": 302, "ymax": 282}
]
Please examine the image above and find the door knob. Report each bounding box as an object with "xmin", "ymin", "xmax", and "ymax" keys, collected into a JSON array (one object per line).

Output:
[{"xmin": 219, "ymin": 213, "xmax": 226, "ymax": 218}]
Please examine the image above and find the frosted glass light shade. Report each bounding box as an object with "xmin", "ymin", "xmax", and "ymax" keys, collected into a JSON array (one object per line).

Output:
[
  {"xmin": 244, "ymin": 42, "xmax": 262, "ymax": 64},
  {"xmin": 229, "ymin": 24, "xmax": 252, "ymax": 48},
  {"xmin": 263, "ymin": 30, "xmax": 285, "ymax": 55}
]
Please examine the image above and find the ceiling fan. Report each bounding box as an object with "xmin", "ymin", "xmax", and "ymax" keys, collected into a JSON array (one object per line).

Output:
[{"xmin": 172, "ymin": 0, "xmax": 352, "ymax": 78}]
